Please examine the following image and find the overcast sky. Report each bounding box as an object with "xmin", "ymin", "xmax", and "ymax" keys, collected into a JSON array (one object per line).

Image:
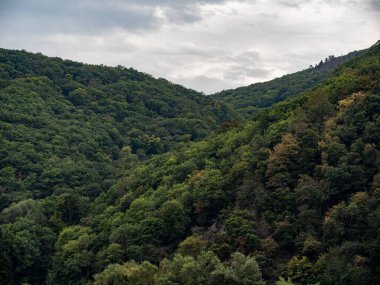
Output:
[{"xmin": 0, "ymin": 0, "xmax": 379, "ymax": 93}]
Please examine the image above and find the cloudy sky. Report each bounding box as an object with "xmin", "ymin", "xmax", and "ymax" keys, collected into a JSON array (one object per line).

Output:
[{"xmin": 0, "ymin": 0, "xmax": 379, "ymax": 93}]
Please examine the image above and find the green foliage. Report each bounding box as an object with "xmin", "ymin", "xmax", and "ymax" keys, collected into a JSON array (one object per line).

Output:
[
  {"xmin": 94, "ymin": 251, "xmax": 264, "ymax": 285},
  {"xmin": 0, "ymin": 48, "xmax": 235, "ymax": 208},
  {"xmin": 212, "ymin": 50, "xmax": 362, "ymax": 118},
  {"xmin": 286, "ymin": 256, "xmax": 315, "ymax": 284},
  {"xmin": 224, "ymin": 211, "xmax": 260, "ymax": 253},
  {"xmin": 177, "ymin": 234, "xmax": 207, "ymax": 256},
  {"xmin": 315, "ymin": 242, "xmax": 373, "ymax": 285},
  {"xmin": 1, "ymin": 42, "xmax": 380, "ymax": 285},
  {"xmin": 276, "ymin": 277, "xmax": 295, "ymax": 285},
  {"xmin": 49, "ymin": 226, "xmax": 96, "ymax": 284},
  {"xmin": 0, "ymin": 217, "xmax": 56, "ymax": 284}
]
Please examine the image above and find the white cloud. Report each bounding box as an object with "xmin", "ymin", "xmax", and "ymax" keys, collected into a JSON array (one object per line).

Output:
[{"xmin": 0, "ymin": 0, "xmax": 379, "ymax": 93}]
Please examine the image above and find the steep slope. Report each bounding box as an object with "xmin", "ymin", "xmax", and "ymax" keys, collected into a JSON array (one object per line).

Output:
[
  {"xmin": 212, "ymin": 50, "xmax": 363, "ymax": 117},
  {"xmin": 1, "ymin": 42, "xmax": 379, "ymax": 285},
  {"xmin": 75, "ymin": 42, "xmax": 379, "ymax": 284},
  {"xmin": 0, "ymin": 49, "xmax": 236, "ymax": 209},
  {"xmin": 0, "ymin": 49, "xmax": 235, "ymax": 157},
  {"xmin": 0, "ymin": 77, "xmax": 117, "ymax": 204},
  {"xmin": 0, "ymin": 49, "xmax": 237, "ymax": 283}
]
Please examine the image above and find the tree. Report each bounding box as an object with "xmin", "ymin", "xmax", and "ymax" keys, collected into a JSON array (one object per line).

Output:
[
  {"xmin": 275, "ymin": 277, "xmax": 294, "ymax": 285},
  {"xmin": 0, "ymin": 217, "xmax": 56, "ymax": 284},
  {"xmin": 177, "ymin": 234, "xmax": 207, "ymax": 256},
  {"xmin": 266, "ymin": 134, "xmax": 301, "ymax": 188},
  {"xmin": 286, "ymin": 256, "xmax": 315, "ymax": 284},
  {"xmin": 306, "ymin": 92, "xmax": 334, "ymax": 126},
  {"xmin": 224, "ymin": 211, "xmax": 260, "ymax": 253},
  {"xmin": 49, "ymin": 226, "xmax": 95, "ymax": 284},
  {"xmin": 93, "ymin": 264, "xmax": 126, "ymax": 285},
  {"xmin": 230, "ymin": 252, "xmax": 265, "ymax": 285},
  {"xmin": 158, "ymin": 200, "xmax": 189, "ymax": 242}
]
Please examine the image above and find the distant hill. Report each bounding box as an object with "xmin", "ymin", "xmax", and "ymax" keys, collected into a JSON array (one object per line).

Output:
[
  {"xmin": 0, "ymin": 49, "xmax": 235, "ymax": 156},
  {"xmin": 0, "ymin": 48, "xmax": 236, "ymax": 208},
  {"xmin": 212, "ymin": 50, "xmax": 364, "ymax": 117}
]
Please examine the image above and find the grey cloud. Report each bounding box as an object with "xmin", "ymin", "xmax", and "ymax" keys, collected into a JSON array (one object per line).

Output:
[
  {"xmin": 160, "ymin": 6, "xmax": 203, "ymax": 24},
  {"xmin": 133, "ymin": 0, "xmax": 227, "ymax": 24},
  {"xmin": 153, "ymin": 42, "xmax": 225, "ymax": 58},
  {"xmin": 0, "ymin": 0, "xmax": 228, "ymax": 35},
  {"xmin": 231, "ymin": 51, "xmax": 261, "ymax": 64},
  {"xmin": 1, "ymin": 0, "xmax": 159, "ymax": 34},
  {"xmin": 224, "ymin": 66, "xmax": 270, "ymax": 81},
  {"xmin": 177, "ymin": 75, "xmax": 233, "ymax": 94},
  {"xmin": 369, "ymin": 0, "xmax": 380, "ymax": 11},
  {"xmin": 127, "ymin": 0, "xmax": 224, "ymax": 5},
  {"xmin": 277, "ymin": 0, "xmax": 300, "ymax": 8},
  {"xmin": 221, "ymin": 50, "xmax": 265, "ymax": 81},
  {"xmin": 96, "ymin": 0, "xmax": 227, "ymax": 24}
]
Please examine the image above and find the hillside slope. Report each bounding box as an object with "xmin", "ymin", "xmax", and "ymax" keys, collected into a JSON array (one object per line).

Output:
[
  {"xmin": 212, "ymin": 50, "xmax": 363, "ymax": 117},
  {"xmin": 0, "ymin": 49, "xmax": 235, "ymax": 157},
  {"xmin": 85, "ymin": 42, "xmax": 379, "ymax": 284},
  {"xmin": 0, "ymin": 49, "xmax": 235, "ymax": 208},
  {"xmin": 1, "ymin": 42, "xmax": 380, "ymax": 285}
]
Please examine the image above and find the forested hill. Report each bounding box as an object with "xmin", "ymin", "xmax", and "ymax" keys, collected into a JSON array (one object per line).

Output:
[
  {"xmin": 0, "ymin": 48, "xmax": 235, "ymax": 157},
  {"xmin": 212, "ymin": 50, "xmax": 363, "ymax": 117},
  {"xmin": 0, "ymin": 48, "xmax": 235, "ymax": 207},
  {"xmin": 85, "ymin": 42, "xmax": 380, "ymax": 284},
  {"xmin": 1, "ymin": 41, "xmax": 380, "ymax": 285}
]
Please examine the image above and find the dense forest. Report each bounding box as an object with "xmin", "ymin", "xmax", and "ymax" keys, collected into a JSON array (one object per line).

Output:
[
  {"xmin": 0, "ymin": 41, "xmax": 379, "ymax": 285},
  {"xmin": 213, "ymin": 50, "xmax": 363, "ymax": 118},
  {"xmin": 0, "ymin": 48, "xmax": 235, "ymax": 208}
]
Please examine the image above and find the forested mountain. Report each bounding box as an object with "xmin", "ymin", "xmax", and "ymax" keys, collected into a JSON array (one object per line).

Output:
[
  {"xmin": 0, "ymin": 48, "xmax": 235, "ymax": 157},
  {"xmin": 1, "ymin": 41, "xmax": 380, "ymax": 285},
  {"xmin": 212, "ymin": 50, "xmax": 363, "ymax": 117},
  {"xmin": 0, "ymin": 48, "xmax": 235, "ymax": 209}
]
